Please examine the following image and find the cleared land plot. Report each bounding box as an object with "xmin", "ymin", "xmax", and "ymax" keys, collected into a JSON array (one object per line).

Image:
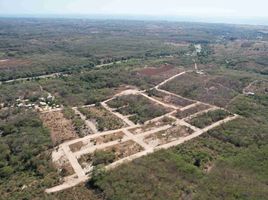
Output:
[
  {"xmin": 78, "ymin": 106, "xmax": 126, "ymax": 131},
  {"xmin": 70, "ymin": 132, "xmax": 126, "ymax": 153},
  {"xmin": 78, "ymin": 140, "xmax": 143, "ymax": 168},
  {"xmin": 129, "ymin": 117, "xmax": 175, "ymax": 135},
  {"xmin": 147, "ymin": 89, "xmax": 194, "ymax": 107},
  {"xmin": 137, "ymin": 65, "xmax": 179, "ymax": 76},
  {"xmin": 187, "ymin": 109, "xmax": 232, "ymax": 129},
  {"xmin": 0, "ymin": 59, "xmax": 31, "ymax": 69},
  {"xmin": 107, "ymin": 94, "xmax": 171, "ymax": 124},
  {"xmin": 144, "ymin": 125, "xmax": 193, "ymax": 147},
  {"xmin": 160, "ymin": 72, "xmax": 240, "ymax": 107},
  {"xmin": 40, "ymin": 111, "xmax": 78, "ymax": 145},
  {"xmin": 174, "ymin": 103, "xmax": 211, "ymax": 119}
]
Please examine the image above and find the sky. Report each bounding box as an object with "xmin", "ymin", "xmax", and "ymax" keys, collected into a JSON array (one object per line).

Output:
[{"xmin": 0, "ymin": 0, "xmax": 268, "ymax": 19}]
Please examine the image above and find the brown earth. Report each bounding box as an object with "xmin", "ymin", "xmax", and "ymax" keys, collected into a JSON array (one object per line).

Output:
[
  {"xmin": 137, "ymin": 64, "xmax": 176, "ymax": 76},
  {"xmin": 104, "ymin": 140, "xmax": 144, "ymax": 160},
  {"xmin": 40, "ymin": 111, "xmax": 78, "ymax": 145},
  {"xmin": 0, "ymin": 59, "xmax": 31, "ymax": 69}
]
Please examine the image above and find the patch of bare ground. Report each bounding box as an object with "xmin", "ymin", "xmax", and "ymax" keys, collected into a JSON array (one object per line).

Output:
[
  {"xmin": 144, "ymin": 125, "xmax": 193, "ymax": 147},
  {"xmin": 93, "ymin": 131, "xmax": 125, "ymax": 145},
  {"xmin": 148, "ymin": 89, "xmax": 194, "ymax": 107},
  {"xmin": 204, "ymin": 163, "xmax": 215, "ymax": 173},
  {"xmin": 69, "ymin": 141, "xmax": 84, "ymax": 152},
  {"xmin": 137, "ymin": 64, "xmax": 175, "ymax": 76},
  {"xmin": 174, "ymin": 104, "xmax": 211, "ymax": 119},
  {"xmin": 103, "ymin": 140, "xmax": 144, "ymax": 160},
  {"xmin": 0, "ymin": 59, "xmax": 31, "ymax": 69},
  {"xmin": 52, "ymin": 148, "xmax": 75, "ymax": 177},
  {"xmin": 78, "ymin": 140, "xmax": 143, "ymax": 168},
  {"xmin": 129, "ymin": 116, "xmax": 175, "ymax": 135},
  {"xmin": 136, "ymin": 64, "xmax": 183, "ymax": 85},
  {"xmin": 70, "ymin": 132, "xmax": 126, "ymax": 153},
  {"xmin": 40, "ymin": 111, "xmax": 78, "ymax": 145}
]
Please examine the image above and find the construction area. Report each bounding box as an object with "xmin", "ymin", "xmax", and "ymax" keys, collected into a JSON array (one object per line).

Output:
[{"xmin": 44, "ymin": 70, "xmax": 239, "ymax": 193}]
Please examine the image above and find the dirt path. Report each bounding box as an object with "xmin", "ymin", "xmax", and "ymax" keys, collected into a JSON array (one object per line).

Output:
[
  {"xmin": 73, "ymin": 107, "xmax": 99, "ymax": 134},
  {"xmin": 123, "ymin": 129, "xmax": 151, "ymax": 150},
  {"xmin": 182, "ymin": 107, "xmax": 219, "ymax": 121},
  {"xmin": 180, "ymin": 102, "xmax": 201, "ymax": 111},
  {"xmin": 155, "ymin": 71, "xmax": 188, "ymax": 89},
  {"xmin": 47, "ymin": 113, "xmax": 238, "ymax": 193},
  {"xmin": 155, "ymin": 115, "xmax": 239, "ymax": 150},
  {"xmin": 139, "ymin": 92, "xmax": 178, "ymax": 109},
  {"xmin": 243, "ymin": 80, "xmax": 259, "ymax": 94},
  {"xmin": 62, "ymin": 145, "xmax": 85, "ymax": 178},
  {"xmin": 101, "ymin": 102, "xmax": 135, "ymax": 126}
]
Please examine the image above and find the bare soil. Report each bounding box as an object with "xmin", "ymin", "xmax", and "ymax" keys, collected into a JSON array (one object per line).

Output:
[
  {"xmin": 0, "ymin": 59, "xmax": 31, "ymax": 69},
  {"xmin": 93, "ymin": 131, "xmax": 125, "ymax": 145},
  {"xmin": 104, "ymin": 140, "xmax": 144, "ymax": 160},
  {"xmin": 144, "ymin": 125, "xmax": 193, "ymax": 146},
  {"xmin": 129, "ymin": 117, "xmax": 175, "ymax": 135},
  {"xmin": 148, "ymin": 89, "xmax": 194, "ymax": 107},
  {"xmin": 40, "ymin": 111, "xmax": 78, "ymax": 145},
  {"xmin": 174, "ymin": 104, "xmax": 211, "ymax": 119},
  {"xmin": 69, "ymin": 141, "xmax": 84, "ymax": 152},
  {"xmin": 137, "ymin": 65, "xmax": 175, "ymax": 76}
]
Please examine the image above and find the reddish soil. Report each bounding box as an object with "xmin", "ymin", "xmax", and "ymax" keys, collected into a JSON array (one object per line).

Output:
[
  {"xmin": 137, "ymin": 65, "xmax": 175, "ymax": 76},
  {"xmin": 0, "ymin": 59, "xmax": 31, "ymax": 69}
]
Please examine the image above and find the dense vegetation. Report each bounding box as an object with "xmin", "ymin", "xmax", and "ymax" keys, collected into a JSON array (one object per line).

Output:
[
  {"xmin": 89, "ymin": 93, "xmax": 268, "ymax": 200},
  {"xmin": 0, "ymin": 108, "xmax": 59, "ymax": 199}
]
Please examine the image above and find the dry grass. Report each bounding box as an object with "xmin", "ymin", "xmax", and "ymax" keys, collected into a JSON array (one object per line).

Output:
[{"xmin": 40, "ymin": 111, "xmax": 78, "ymax": 145}]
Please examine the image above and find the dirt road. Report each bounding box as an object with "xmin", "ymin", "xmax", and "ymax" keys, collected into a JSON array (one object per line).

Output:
[{"xmin": 46, "ymin": 70, "xmax": 239, "ymax": 193}]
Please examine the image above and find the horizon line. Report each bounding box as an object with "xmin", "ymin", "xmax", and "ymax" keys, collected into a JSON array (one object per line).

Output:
[{"xmin": 0, "ymin": 13, "xmax": 268, "ymax": 26}]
